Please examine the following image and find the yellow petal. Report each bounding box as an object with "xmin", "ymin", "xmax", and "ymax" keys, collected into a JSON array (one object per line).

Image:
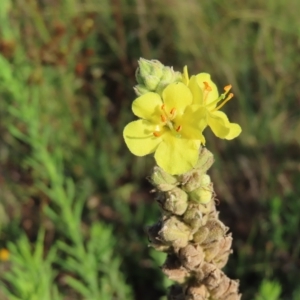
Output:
[
  {"xmin": 195, "ymin": 73, "xmax": 219, "ymax": 108},
  {"xmin": 210, "ymin": 111, "xmax": 241, "ymax": 140},
  {"xmin": 123, "ymin": 120, "xmax": 162, "ymax": 156},
  {"xmin": 182, "ymin": 66, "xmax": 189, "ymax": 86},
  {"xmin": 154, "ymin": 132, "xmax": 200, "ymax": 175},
  {"xmin": 207, "ymin": 111, "xmax": 230, "ymax": 138},
  {"xmin": 162, "ymin": 82, "xmax": 193, "ymax": 115},
  {"xmin": 179, "ymin": 105, "xmax": 207, "ymax": 140},
  {"xmin": 225, "ymin": 123, "xmax": 242, "ymax": 140},
  {"xmin": 132, "ymin": 92, "xmax": 163, "ymax": 123},
  {"xmin": 188, "ymin": 75, "xmax": 203, "ymax": 105}
]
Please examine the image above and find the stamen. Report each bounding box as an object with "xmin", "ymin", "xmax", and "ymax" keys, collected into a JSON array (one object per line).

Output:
[
  {"xmin": 224, "ymin": 84, "xmax": 232, "ymax": 93},
  {"xmin": 213, "ymin": 93, "xmax": 234, "ymax": 111},
  {"xmin": 153, "ymin": 131, "xmax": 161, "ymax": 137},
  {"xmin": 161, "ymin": 115, "xmax": 167, "ymax": 123},
  {"xmin": 169, "ymin": 107, "xmax": 177, "ymax": 120},
  {"xmin": 176, "ymin": 125, "xmax": 182, "ymax": 132},
  {"xmin": 203, "ymin": 81, "xmax": 212, "ymax": 104},
  {"xmin": 203, "ymin": 81, "xmax": 212, "ymax": 91},
  {"xmin": 170, "ymin": 108, "xmax": 176, "ymax": 115}
]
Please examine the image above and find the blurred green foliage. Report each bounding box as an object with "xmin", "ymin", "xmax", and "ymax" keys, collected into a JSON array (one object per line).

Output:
[{"xmin": 0, "ymin": 0, "xmax": 299, "ymax": 299}]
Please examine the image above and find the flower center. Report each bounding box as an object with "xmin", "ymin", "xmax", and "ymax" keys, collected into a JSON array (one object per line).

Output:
[
  {"xmin": 153, "ymin": 104, "xmax": 182, "ymax": 137},
  {"xmin": 203, "ymin": 82, "xmax": 234, "ymax": 111}
]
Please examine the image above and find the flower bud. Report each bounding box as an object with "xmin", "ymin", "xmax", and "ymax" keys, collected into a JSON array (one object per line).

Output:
[
  {"xmin": 193, "ymin": 227, "xmax": 209, "ymax": 244},
  {"xmin": 150, "ymin": 166, "xmax": 178, "ymax": 191},
  {"xmin": 133, "ymin": 84, "xmax": 150, "ymax": 96},
  {"xmin": 162, "ymin": 254, "xmax": 189, "ymax": 283},
  {"xmin": 136, "ymin": 58, "xmax": 164, "ymax": 84},
  {"xmin": 179, "ymin": 244, "xmax": 204, "ymax": 270},
  {"xmin": 183, "ymin": 205, "xmax": 203, "ymax": 230},
  {"xmin": 146, "ymin": 222, "xmax": 171, "ymax": 252},
  {"xmin": 181, "ymin": 169, "xmax": 204, "ymax": 192},
  {"xmin": 210, "ymin": 273, "xmax": 230, "ymax": 298},
  {"xmin": 213, "ymin": 250, "xmax": 231, "ymax": 269},
  {"xmin": 194, "ymin": 148, "xmax": 214, "ymax": 171},
  {"xmin": 186, "ymin": 284, "xmax": 209, "ymax": 300},
  {"xmin": 189, "ymin": 185, "xmax": 213, "ymax": 204},
  {"xmin": 155, "ymin": 66, "xmax": 182, "ymax": 94},
  {"xmin": 135, "ymin": 58, "xmax": 165, "ymax": 94},
  {"xmin": 159, "ymin": 188, "xmax": 188, "ymax": 215},
  {"xmin": 203, "ymin": 242, "xmax": 220, "ymax": 262},
  {"xmin": 159, "ymin": 216, "xmax": 191, "ymax": 248},
  {"xmin": 199, "ymin": 200, "xmax": 214, "ymax": 215},
  {"xmin": 201, "ymin": 262, "xmax": 221, "ymax": 290},
  {"xmin": 135, "ymin": 58, "xmax": 182, "ymax": 95},
  {"xmin": 202, "ymin": 220, "xmax": 228, "ymax": 244},
  {"xmin": 222, "ymin": 280, "xmax": 240, "ymax": 299}
]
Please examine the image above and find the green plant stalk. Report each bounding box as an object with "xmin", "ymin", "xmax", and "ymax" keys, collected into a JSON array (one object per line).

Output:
[{"xmin": 147, "ymin": 147, "xmax": 241, "ymax": 300}]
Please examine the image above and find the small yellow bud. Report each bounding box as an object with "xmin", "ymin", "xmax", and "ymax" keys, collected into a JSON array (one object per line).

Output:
[{"xmin": 189, "ymin": 185, "xmax": 213, "ymax": 204}]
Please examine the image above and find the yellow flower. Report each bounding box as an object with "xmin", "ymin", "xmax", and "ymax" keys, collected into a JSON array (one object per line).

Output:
[
  {"xmin": 123, "ymin": 82, "xmax": 205, "ymax": 175},
  {"xmin": 184, "ymin": 66, "xmax": 242, "ymax": 140}
]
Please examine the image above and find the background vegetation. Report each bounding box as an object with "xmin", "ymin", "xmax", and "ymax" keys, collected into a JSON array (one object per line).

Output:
[{"xmin": 0, "ymin": 0, "xmax": 299, "ymax": 299}]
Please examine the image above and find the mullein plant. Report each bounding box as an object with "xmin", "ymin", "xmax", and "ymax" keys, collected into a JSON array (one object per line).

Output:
[{"xmin": 123, "ymin": 58, "xmax": 242, "ymax": 300}]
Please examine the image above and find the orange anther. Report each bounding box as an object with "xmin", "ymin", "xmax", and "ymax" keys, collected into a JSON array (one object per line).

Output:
[
  {"xmin": 176, "ymin": 125, "xmax": 182, "ymax": 132},
  {"xmin": 226, "ymin": 93, "xmax": 234, "ymax": 100},
  {"xmin": 153, "ymin": 131, "xmax": 161, "ymax": 137},
  {"xmin": 224, "ymin": 84, "xmax": 232, "ymax": 92},
  {"xmin": 161, "ymin": 115, "xmax": 167, "ymax": 122},
  {"xmin": 170, "ymin": 108, "xmax": 176, "ymax": 115},
  {"xmin": 161, "ymin": 104, "xmax": 165, "ymax": 110},
  {"xmin": 203, "ymin": 81, "xmax": 212, "ymax": 91}
]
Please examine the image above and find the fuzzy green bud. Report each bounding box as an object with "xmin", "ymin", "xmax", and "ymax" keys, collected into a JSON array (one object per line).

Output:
[
  {"xmin": 155, "ymin": 66, "xmax": 182, "ymax": 95},
  {"xmin": 203, "ymin": 242, "xmax": 220, "ymax": 262},
  {"xmin": 180, "ymin": 148, "xmax": 214, "ymax": 192},
  {"xmin": 188, "ymin": 175, "xmax": 213, "ymax": 204},
  {"xmin": 134, "ymin": 58, "xmax": 182, "ymax": 95},
  {"xmin": 181, "ymin": 169, "xmax": 204, "ymax": 192},
  {"xmin": 133, "ymin": 84, "xmax": 150, "ymax": 96},
  {"xmin": 194, "ymin": 148, "xmax": 214, "ymax": 171},
  {"xmin": 150, "ymin": 166, "xmax": 178, "ymax": 191},
  {"xmin": 158, "ymin": 187, "xmax": 188, "ymax": 215},
  {"xmin": 135, "ymin": 58, "xmax": 164, "ymax": 93},
  {"xmin": 159, "ymin": 216, "xmax": 191, "ymax": 248},
  {"xmin": 202, "ymin": 220, "xmax": 228, "ymax": 245},
  {"xmin": 193, "ymin": 227, "xmax": 209, "ymax": 244},
  {"xmin": 137, "ymin": 58, "xmax": 164, "ymax": 82}
]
